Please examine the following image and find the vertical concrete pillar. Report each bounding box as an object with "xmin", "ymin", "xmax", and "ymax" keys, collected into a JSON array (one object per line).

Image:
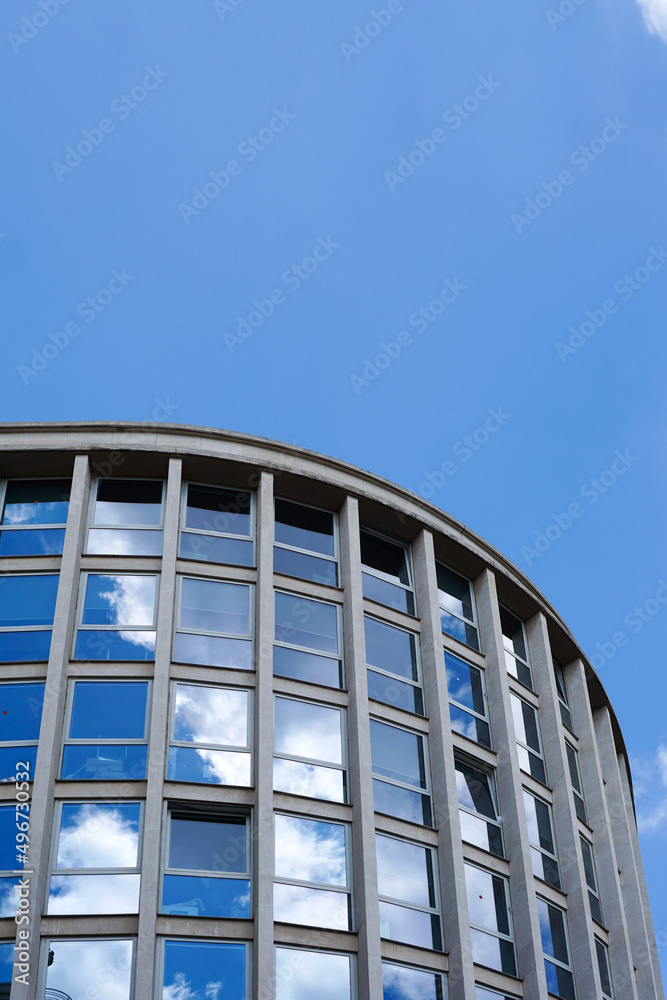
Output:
[
  {"xmin": 12, "ymin": 454, "xmax": 90, "ymax": 1000},
  {"xmin": 474, "ymin": 569, "xmax": 548, "ymax": 998},
  {"xmin": 254, "ymin": 472, "xmax": 275, "ymax": 1000},
  {"xmin": 134, "ymin": 456, "xmax": 182, "ymax": 998},
  {"xmin": 413, "ymin": 530, "xmax": 476, "ymax": 1000},
  {"xmin": 339, "ymin": 496, "xmax": 382, "ymax": 1000},
  {"xmin": 526, "ymin": 616, "xmax": 601, "ymax": 998},
  {"xmin": 566, "ymin": 662, "xmax": 639, "ymax": 1000}
]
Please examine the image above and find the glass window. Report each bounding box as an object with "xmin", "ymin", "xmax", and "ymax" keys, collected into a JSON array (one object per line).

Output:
[
  {"xmin": 455, "ymin": 755, "xmax": 503, "ymax": 857},
  {"xmin": 376, "ymin": 833, "xmax": 442, "ymax": 950},
  {"xmin": 437, "ymin": 562, "xmax": 479, "ymax": 650},
  {"xmin": 0, "ymin": 802, "xmax": 29, "ymax": 917},
  {"xmin": 0, "ymin": 942, "xmax": 12, "ymax": 995},
  {"xmin": 43, "ymin": 938, "xmax": 134, "ymax": 1000},
  {"xmin": 566, "ymin": 742, "xmax": 587, "ymax": 823},
  {"xmin": 167, "ymin": 682, "xmax": 251, "ymax": 786},
  {"xmin": 274, "ymin": 813, "xmax": 350, "ymax": 930},
  {"xmin": 365, "ymin": 616, "xmax": 423, "ymax": 715},
  {"xmin": 275, "ymin": 947, "xmax": 352, "ymax": 1000},
  {"xmin": 274, "ymin": 498, "xmax": 338, "ymax": 586},
  {"xmin": 274, "ymin": 591, "xmax": 342, "ymax": 688},
  {"xmin": 523, "ymin": 790, "xmax": 560, "ymax": 888},
  {"xmin": 360, "ymin": 527, "xmax": 415, "ymax": 615},
  {"xmin": 173, "ymin": 576, "xmax": 253, "ymax": 669},
  {"xmin": 0, "ymin": 478, "xmax": 70, "ymax": 556},
  {"xmin": 465, "ymin": 862, "xmax": 516, "ymax": 976},
  {"xmin": 61, "ymin": 680, "xmax": 150, "ymax": 780},
  {"xmin": 162, "ymin": 808, "xmax": 250, "ymax": 918},
  {"xmin": 0, "ymin": 573, "xmax": 59, "ymax": 663},
  {"xmin": 161, "ymin": 939, "xmax": 248, "ymax": 1000},
  {"xmin": 382, "ymin": 962, "xmax": 445, "ymax": 999},
  {"xmin": 274, "ymin": 696, "xmax": 346, "ymax": 803},
  {"xmin": 475, "ymin": 988, "xmax": 521, "ymax": 1000},
  {"xmin": 553, "ymin": 659, "xmax": 574, "ymax": 731},
  {"xmin": 0, "ymin": 681, "xmax": 45, "ymax": 782},
  {"xmin": 74, "ymin": 572, "xmax": 157, "ymax": 661},
  {"xmin": 48, "ymin": 801, "xmax": 141, "ymax": 914},
  {"xmin": 580, "ymin": 837, "xmax": 603, "ymax": 925},
  {"xmin": 536, "ymin": 897, "xmax": 576, "ymax": 1000},
  {"xmin": 180, "ymin": 482, "xmax": 254, "ymax": 567},
  {"xmin": 87, "ymin": 477, "xmax": 164, "ymax": 555},
  {"xmin": 510, "ymin": 693, "xmax": 546, "ymax": 784},
  {"xmin": 500, "ymin": 607, "xmax": 532, "ymax": 689},
  {"xmin": 370, "ymin": 719, "xmax": 431, "ymax": 826},
  {"xmin": 595, "ymin": 938, "xmax": 613, "ymax": 999},
  {"xmin": 445, "ymin": 651, "xmax": 491, "ymax": 748}
]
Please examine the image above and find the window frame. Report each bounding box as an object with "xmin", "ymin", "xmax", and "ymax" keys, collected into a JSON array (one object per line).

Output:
[
  {"xmin": 595, "ymin": 937, "xmax": 613, "ymax": 1000},
  {"xmin": 0, "ymin": 572, "xmax": 59, "ymax": 655},
  {"xmin": 274, "ymin": 945, "xmax": 356, "ymax": 1000},
  {"xmin": 166, "ymin": 680, "xmax": 253, "ymax": 787},
  {"xmin": 523, "ymin": 788, "xmax": 560, "ymax": 889},
  {"xmin": 156, "ymin": 936, "xmax": 251, "ymax": 1000},
  {"xmin": 273, "ymin": 694, "xmax": 348, "ymax": 803},
  {"xmin": 510, "ymin": 692, "xmax": 547, "ymax": 785},
  {"xmin": 381, "ymin": 959, "xmax": 447, "ymax": 999},
  {"xmin": 72, "ymin": 570, "xmax": 159, "ymax": 661},
  {"xmin": 454, "ymin": 752, "xmax": 504, "ymax": 858},
  {"xmin": 273, "ymin": 811, "xmax": 353, "ymax": 931},
  {"xmin": 536, "ymin": 896, "xmax": 576, "ymax": 999},
  {"xmin": 580, "ymin": 836, "xmax": 604, "ymax": 926},
  {"xmin": 173, "ymin": 574, "xmax": 253, "ymax": 651},
  {"xmin": 464, "ymin": 861, "xmax": 517, "ymax": 977},
  {"xmin": 274, "ymin": 589, "xmax": 343, "ymax": 689},
  {"xmin": 500, "ymin": 606, "xmax": 533, "ymax": 690},
  {"xmin": 365, "ymin": 613, "xmax": 423, "ymax": 716},
  {"xmin": 60, "ymin": 678, "xmax": 151, "ymax": 780},
  {"xmin": 180, "ymin": 480, "xmax": 256, "ymax": 566},
  {"xmin": 370, "ymin": 716, "xmax": 432, "ymax": 827},
  {"xmin": 0, "ymin": 477, "xmax": 71, "ymax": 554},
  {"xmin": 46, "ymin": 799, "xmax": 143, "ymax": 915},
  {"xmin": 0, "ymin": 679, "xmax": 45, "ymax": 759},
  {"xmin": 274, "ymin": 495, "xmax": 339, "ymax": 585},
  {"xmin": 436, "ymin": 560, "xmax": 480, "ymax": 651},
  {"xmin": 39, "ymin": 936, "xmax": 136, "ymax": 1000},
  {"xmin": 445, "ymin": 650, "xmax": 492, "ymax": 749},
  {"xmin": 85, "ymin": 476, "xmax": 166, "ymax": 554},
  {"xmin": 553, "ymin": 659, "xmax": 575, "ymax": 732},
  {"xmin": 376, "ymin": 830, "xmax": 443, "ymax": 951},
  {"xmin": 360, "ymin": 525, "xmax": 416, "ymax": 615},
  {"xmin": 159, "ymin": 803, "xmax": 252, "ymax": 917},
  {"xmin": 565, "ymin": 741, "xmax": 587, "ymax": 824}
]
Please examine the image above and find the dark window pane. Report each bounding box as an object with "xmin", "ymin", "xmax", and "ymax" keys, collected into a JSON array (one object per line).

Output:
[
  {"xmin": 169, "ymin": 815, "xmax": 246, "ymax": 872},
  {"xmin": 365, "ymin": 617, "xmax": 417, "ymax": 681},
  {"xmin": 566, "ymin": 744, "xmax": 582, "ymax": 792},
  {"xmin": 163, "ymin": 940, "xmax": 246, "ymax": 1000},
  {"xmin": 588, "ymin": 888, "xmax": 603, "ymax": 924},
  {"xmin": 74, "ymin": 629, "xmax": 156, "ymax": 661},
  {"xmin": 455, "ymin": 762, "xmax": 496, "ymax": 819},
  {"xmin": 185, "ymin": 485, "xmax": 251, "ymax": 535},
  {"xmin": 275, "ymin": 499, "xmax": 334, "ymax": 555},
  {"xmin": 436, "ymin": 563, "xmax": 473, "ymax": 619},
  {"xmin": 94, "ymin": 479, "xmax": 163, "ymax": 525},
  {"xmin": 574, "ymin": 791, "xmax": 587, "ymax": 823},
  {"xmin": 0, "ymin": 528, "xmax": 65, "ymax": 556},
  {"xmin": 370, "ymin": 720, "xmax": 426, "ymax": 788},
  {"xmin": 0, "ymin": 745, "xmax": 38, "ymax": 782},
  {"xmin": 559, "ymin": 700, "xmax": 574, "ymax": 730},
  {"xmin": 367, "ymin": 669, "xmax": 423, "ymax": 715},
  {"xmin": 500, "ymin": 607, "xmax": 527, "ymax": 660},
  {"xmin": 538, "ymin": 899, "xmax": 569, "ymax": 965},
  {"xmin": 0, "ymin": 630, "xmax": 52, "ymax": 662},
  {"xmin": 0, "ymin": 683, "xmax": 44, "ymax": 741},
  {"xmin": 445, "ymin": 653, "xmax": 486, "ymax": 715},
  {"xmin": 179, "ymin": 578, "xmax": 249, "ymax": 635},
  {"xmin": 544, "ymin": 961, "xmax": 576, "ymax": 1000},
  {"xmin": 596, "ymin": 939, "xmax": 613, "ymax": 997},
  {"xmin": 361, "ymin": 531, "xmax": 410, "ymax": 585},
  {"xmin": 60, "ymin": 744, "xmax": 147, "ymax": 780},
  {"xmin": 273, "ymin": 545, "xmax": 337, "ymax": 585},
  {"xmin": 534, "ymin": 797, "xmax": 555, "ymax": 853},
  {"xmin": 449, "ymin": 704, "xmax": 491, "ymax": 748},
  {"xmin": 173, "ymin": 633, "xmax": 252, "ymax": 669},
  {"xmin": 274, "ymin": 645, "xmax": 341, "ymax": 688},
  {"xmin": 69, "ymin": 681, "xmax": 148, "ymax": 738},
  {"xmin": 373, "ymin": 778, "xmax": 431, "ymax": 825},
  {"xmin": 580, "ymin": 839, "xmax": 597, "ymax": 890},
  {"xmin": 162, "ymin": 873, "xmax": 250, "ymax": 918},
  {"xmin": 81, "ymin": 574, "xmax": 156, "ymax": 627},
  {"xmin": 0, "ymin": 575, "xmax": 59, "ymax": 627},
  {"xmin": 2, "ymin": 479, "xmax": 70, "ymax": 525},
  {"xmin": 275, "ymin": 593, "xmax": 338, "ymax": 653},
  {"xmin": 181, "ymin": 532, "xmax": 253, "ymax": 567},
  {"xmin": 86, "ymin": 527, "xmax": 163, "ymax": 556},
  {"xmin": 362, "ymin": 573, "xmax": 414, "ymax": 615}
]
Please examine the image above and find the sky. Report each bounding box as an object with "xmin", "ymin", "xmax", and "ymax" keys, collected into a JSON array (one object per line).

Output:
[{"xmin": 2, "ymin": 0, "xmax": 667, "ymax": 985}]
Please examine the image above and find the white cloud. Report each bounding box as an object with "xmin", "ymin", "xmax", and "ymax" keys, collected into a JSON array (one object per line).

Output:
[
  {"xmin": 46, "ymin": 939, "xmax": 133, "ymax": 1000},
  {"xmin": 636, "ymin": 0, "xmax": 667, "ymax": 41},
  {"xmin": 633, "ymin": 743, "xmax": 667, "ymax": 834},
  {"xmin": 163, "ymin": 971, "xmax": 224, "ymax": 1000}
]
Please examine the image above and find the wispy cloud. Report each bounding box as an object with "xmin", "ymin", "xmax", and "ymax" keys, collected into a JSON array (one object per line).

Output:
[
  {"xmin": 636, "ymin": 0, "xmax": 667, "ymax": 41},
  {"xmin": 633, "ymin": 743, "xmax": 667, "ymax": 834}
]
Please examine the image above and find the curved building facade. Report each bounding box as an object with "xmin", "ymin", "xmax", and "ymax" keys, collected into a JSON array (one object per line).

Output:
[{"xmin": 0, "ymin": 422, "xmax": 662, "ymax": 1000}]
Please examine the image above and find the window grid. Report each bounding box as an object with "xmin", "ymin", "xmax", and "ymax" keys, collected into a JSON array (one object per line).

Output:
[
  {"xmin": 274, "ymin": 496, "xmax": 339, "ymax": 586},
  {"xmin": 455, "ymin": 753, "xmax": 504, "ymax": 858},
  {"xmin": 273, "ymin": 695, "xmax": 348, "ymax": 804},
  {"xmin": 595, "ymin": 937, "xmax": 614, "ymax": 999},
  {"xmin": 370, "ymin": 718, "xmax": 432, "ymax": 827},
  {"xmin": 580, "ymin": 836, "xmax": 604, "ymax": 926},
  {"xmin": 274, "ymin": 589, "xmax": 343, "ymax": 689},
  {"xmin": 566, "ymin": 742, "xmax": 587, "ymax": 824},
  {"xmin": 436, "ymin": 560, "xmax": 480, "ymax": 651},
  {"xmin": 73, "ymin": 571, "xmax": 159, "ymax": 662},
  {"xmin": 365, "ymin": 614, "xmax": 423, "ymax": 716},
  {"xmin": 500, "ymin": 607, "xmax": 532, "ymax": 690},
  {"xmin": 0, "ymin": 681, "xmax": 45, "ymax": 782},
  {"xmin": 360, "ymin": 526, "xmax": 416, "ymax": 616},
  {"xmin": 179, "ymin": 481, "xmax": 255, "ymax": 567},
  {"xmin": 157, "ymin": 937, "xmax": 251, "ymax": 1000},
  {"xmin": 60, "ymin": 680, "xmax": 151, "ymax": 781},
  {"xmin": 553, "ymin": 659, "xmax": 574, "ymax": 732},
  {"xmin": 376, "ymin": 832, "xmax": 443, "ymax": 952},
  {"xmin": 0, "ymin": 477, "xmax": 71, "ymax": 557},
  {"xmin": 0, "ymin": 573, "xmax": 59, "ymax": 663},
  {"xmin": 173, "ymin": 574, "xmax": 254, "ymax": 670},
  {"xmin": 445, "ymin": 650, "xmax": 492, "ymax": 749},
  {"xmin": 536, "ymin": 896, "xmax": 576, "ymax": 1000},
  {"xmin": 510, "ymin": 692, "xmax": 547, "ymax": 785},
  {"xmin": 464, "ymin": 861, "xmax": 516, "ymax": 977},
  {"xmin": 523, "ymin": 788, "xmax": 560, "ymax": 889},
  {"xmin": 85, "ymin": 476, "xmax": 165, "ymax": 556}
]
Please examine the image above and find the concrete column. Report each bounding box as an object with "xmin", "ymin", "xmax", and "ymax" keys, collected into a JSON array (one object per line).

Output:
[
  {"xmin": 134, "ymin": 457, "xmax": 182, "ymax": 998},
  {"xmin": 566, "ymin": 662, "xmax": 639, "ymax": 1000},
  {"xmin": 340, "ymin": 496, "xmax": 382, "ymax": 1000},
  {"xmin": 474, "ymin": 569, "xmax": 548, "ymax": 998},
  {"xmin": 413, "ymin": 530, "xmax": 476, "ymax": 1000},
  {"xmin": 254, "ymin": 472, "xmax": 275, "ymax": 1000},
  {"xmin": 13, "ymin": 454, "xmax": 90, "ymax": 1000},
  {"xmin": 594, "ymin": 707, "xmax": 660, "ymax": 999},
  {"xmin": 526, "ymin": 616, "xmax": 600, "ymax": 998}
]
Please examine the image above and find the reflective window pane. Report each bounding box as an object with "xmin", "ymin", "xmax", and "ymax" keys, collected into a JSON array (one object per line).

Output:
[
  {"xmin": 361, "ymin": 530, "xmax": 410, "ymax": 585},
  {"xmin": 173, "ymin": 684, "xmax": 248, "ymax": 747},
  {"xmin": 56, "ymin": 802, "xmax": 140, "ymax": 868},
  {"xmin": 376, "ymin": 834, "xmax": 434, "ymax": 908},
  {"xmin": 93, "ymin": 479, "xmax": 163, "ymax": 524},
  {"xmin": 370, "ymin": 720, "xmax": 426, "ymax": 788},
  {"xmin": 167, "ymin": 746, "xmax": 251, "ymax": 786},
  {"xmin": 81, "ymin": 574, "xmax": 156, "ymax": 626},
  {"xmin": 162, "ymin": 874, "xmax": 250, "ymax": 917},
  {"xmin": 276, "ymin": 947, "xmax": 351, "ymax": 1000},
  {"xmin": 449, "ymin": 703, "xmax": 491, "ymax": 748},
  {"xmin": 273, "ymin": 758, "xmax": 345, "ymax": 802},
  {"xmin": 378, "ymin": 900, "xmax": 440, "ymax": 949},
  {"xmin": 179, "ymin": 578, "xmax": 249, "ymax": 635},
  {"xmin": 2, "ymin": 479, "xmax": 70, "ymax": 524},
  {"xmin": 275, "ymin": 814, "xmax": 346, "ymax": 885},
  {"xmin": 185, "ymin": 484, "xmax": 251, "ymax": 535},
  {"xmin": 273, "ymin": 645, "xmax": 341, "ymax": 688},
  {"xmin": 275, "ymin": 499, "xmax": 335, "ymax": 555},
  {"xmin": 0, "ymin": 804, "xmax": 25, "ymax": 870},
  {"xmin": 275, "ymin": 592, "xmax": 338, "ymax": 653},
  {"xmin": 0, "ymin": 574, "xmax": 59, "ymax": 627},
  {"xmin": 0, "ymin": 630, "xmax": 52, "ymax": 662},
  {"xmin": 61, "ymin": 745, "xmax": 147, "ymax": 781},
  {"xmin": 511, "ymin": 694, "xmax": 541, "ymax": 752},
  {"xmin": 0, "ymin": 942, "xmax": 12, "ymax": 991},
  {"xmin": 48, "ymin": 873, "xmax": 141, "ymax": 914},
  {"xmin": 45, "ymin": 939, "xmax": 133, "ymax": 1000},
  {"xmin": 274, "ymin": 546, "xmax": 337, "ymax": 586},
  {"xmin": 476, "ymin": 987, "xmax": 521, "ymax": 1000},
  {"xmin": 0, "ymin": 682, "xmax": 44, "ymax": 741},
  {"xmin": 437, "ymin": 562, "xmax": 473, "ymax": 620},
  {"xmin": 273, "ymin": 883, "xmax": 349, "ymax": 930},
  {"xmin": 365, "ymin": 617, "xmax": 417, "ymax": 681},
  {"xmin": 275, "ymin": 698, "xmax": 342, "ymax": 764},
  {"xmin": 446, "ymin": 652, "xmax": 486, "ymax": 715},
  {"xmin": 373, "ymin": 779, "xmax": 431, "ymax": 826},
  {"xmin": 537, "ymin": 897, "xmax": 570, "ymax": 965},
  {"xmin": 74, "ymin": 629, "xmax": 156, "ymax": 661},
  {"xmin": 173, "ymin": 632, "xmax": 252, "ymax": 669},
  {"xmin": 181, "ymin": 532, "xmax": 253, "ymax": 566},
  {"xmin": 162, "ymin": 939, "xmax": 247, "ymax": 1000},
  {"xmin": 362, "ymin": 572, "xmax": 414, "ymax": 615},
  {"xmin": 382, "ymin": 962, "xmax": 443, "ymax": 1000},
  {"xmin": 367, "ymin": 669, "xmax": 422, "ymax": 715},
  {"xmin": 69, "ymin": 682, "xmax": 148, "ymax": 739},
  {"xmin": 596, "ymin": 938, "xmax": 613, "ymax": 999},
  {"xmin": 168, "ymin": 815, "xmax": 246, "ymax": 873},
  {"xmin": 456, "ymin": 760, "xmax": 497, "ymax": 819},
  {"xmin": 87, "ymin": 527, "xmax": 163, "ymax": 556},
  {"xmin": 500, "ymin": 607, "xmax": 527, "ymax": 660},
  {"xmin": 0, "ymin": 527, "xmax": 65, "ymax": 556},
  {"xmin": 0, "ymin": 745, "xmax": 38, "ymax": 782}
]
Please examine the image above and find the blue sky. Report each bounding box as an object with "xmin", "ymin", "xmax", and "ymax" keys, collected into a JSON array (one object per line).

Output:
[{"xmin": 2, "ymin": 0, "xmax": 667, "ymax": 982}]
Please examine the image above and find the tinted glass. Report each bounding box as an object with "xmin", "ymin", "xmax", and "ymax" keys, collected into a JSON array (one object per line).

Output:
[
  {"xmin": 580, "ymin": 837, "xmax": 597, "ymax": 891},
  {"xmin": 2, "ymin": 479, "xmax": 70, "ymax": 524},
  {"xmin": 382, "ymin": 963, "xmax": 443, "ymax": 1000},
  {"xmin": 275, "ymin": 592, "xmax": 338, "ymax": 653},
  {"xmin": 173, "ymin": 632, "xmax": 252, "ymax": 669},
  {"xmin": 370, "ymin": 720, "xmax": 426, "ymax": 788},
  {"xmin": 275, "ymin": 815, "xmax": 346, "ymax": 885},
  {"xmin": 0, "ymin": 682, "xmax": 44, "ymax": 741},
  {"xmin": 0, "ymin": 574, "xmax": 59, "ymax": 626},
  {"xmin": 48, "ymin": 873, "xmax": 141, "ymax": 914},
  {"xmin": 365, "ymin": 617, "xmax": 417, "ymax": 681},
  {"xmin": 0, "ymin": 745, "xmax": 38, "ymax": 781},
  {"xmin": 379, "ymin": 900, "xmax": 440, "ymax": 949},
  {"xmin": 167, "ymin": 747, "xmax": 251, "ymax": 786},
  {"xmin": 0, "ymin": 528, "xmax": 66, "ymax": 556},
  {"xmin": 275, "ymin": 499, "xmax": 335, "ymax": 555},
  {"xmin": 524, "ymin": 791, "xmax": 555, "ymax": 853},
  {"xmin": 596, "ymin": 939, "xmax": 613, "ymax": 997},
  {"xmin": 367, "ymin": 669, "xmax": 423, "ymax": 715},
  {"xmin": 537, "ymin": 898, "xmax": 569, "ymax": 965},
  {"xmin": 74, "ymin": 628, "xmax": 156, "ymax": 661},
  {"xmin": 276, "ymin": 947, "xmax": 351, "ymax": 1000},
  {"xmin": 0, "ymin": 630, "xmax": 52, "ymax": 662},
  {"xmin": 185, "ymin": 484, "xmax": 251, "ymax": 535},
  {"xmin": 376, "ymin": 834, "xmax": 434, "ymax": 907},
  {"xmin": 94, "ymin": 479, "xmax": 163, "ymax": 524},
  {"xmin": 179, "ymin": 578, "xmax": 249, "ymax": 635},
  {"xmin": 274, "ymin": 645, "xmax": 341, "ymax": 688},
  {"xmin": 511, "ymin": 694, "xmax": 540, "ymax": 751},
  {"xmin": 373, "ymin": 779, "xmax": 431, "ymax": 826},
  {"xmin": 273, "ymin": 758, "xmax": 345, "ymax": 802},
  {"xmin": 274, "ymin": 882, "xmax": 349, "ymax": 930},
  {"xmin": 162, "ymin": 940, "xmax": 247, "ymax": 1000},
  {"xmin": 0, "ymin": 804, "xmax": 25, "ymax": 869},
  {"xmin": 466, "ymin": 865, "xmax": 509, "ymax": 935},
  {"xmin": 81, "ymin": 574, "xmax": 156, "ymax": 626},
  {"xmin": 456, "ymin": 761, "xmax": 497, "ymax": 819},
  {"xmin": 173, "ymin": 684, "xmax": 248, "ymax": 747},
  {"xmin": 437, "ymin": 563, "xmax": 473, "ymax": 619},
  {"xmin": 162, "ymin": 873, "xmax": 250, "ymax": 918},
  {"xmin": 61, "ymin": 745, "xmax": 148, "ymax": 781},
  {"xmin": 500, "ymin": 607, "xmax": 527, "ymax": 660},
  {"xmin": 566, "ymin": 743, "xmax": 582, "ymax": 792},
  {"xmin": 360, "ymin": 530, "xmax": 410, "ymax": 584},
  {"xmin": 446, "ymin": 652, "xmax": 485, "ymax": 714},
  {"xmin": 181, "ymin": 531, "xmax": 254, "ymax": 566},
  {"xmin": 449, "ymin": 704, "xmax": 491, "ymax": 748},
  {"xmin": 86, "ymin": 527, "xmax": 163, "ymax": 556},
  {"xmin": 169, "ymin": 815, "xmax": 246, "ymax": 873},
  {"xmin": 273, "ymin": 545, "xmax": 338, "ymax": 586},
  {"xmin": 56, "ymin": 802, "xmax": 140, "ymax": 867},
  {"xmin": 69, "ymin": 681, "xmax": 148, "ymax": 739},
  {"xmin": 45, "ymin": 939, "xmax": 133, "ymax": 1000},
  {"xmin": 275, "ymin": 697, "xmax": 342, "ymax": 764},
  {"xmin": 0, "ymin": 942, "xmax": 12, "ymax": 988}
]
